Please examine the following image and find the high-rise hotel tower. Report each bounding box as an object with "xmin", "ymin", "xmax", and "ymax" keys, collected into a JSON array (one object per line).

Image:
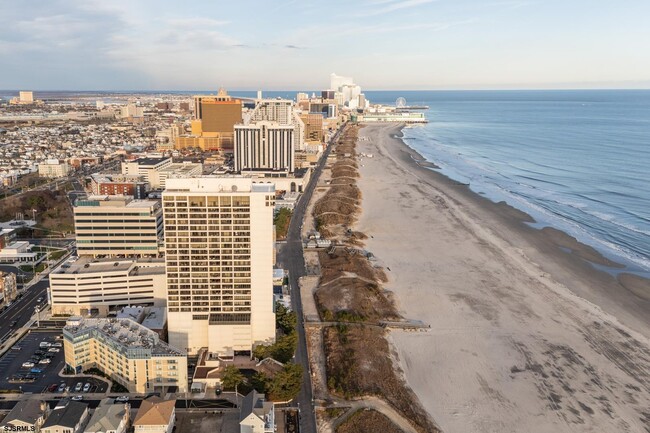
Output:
[{"xmin": 162, "ymin": 176, "xmax": 276, "ymax": 355}]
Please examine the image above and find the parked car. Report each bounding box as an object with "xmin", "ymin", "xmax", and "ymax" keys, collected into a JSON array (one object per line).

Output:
[
  {"xmin": 36, "ymin": 297, "xmax": 43, "ymax": 303},
  {"xmin": 48, "ymin": 348, "xmax": 60, "ymax": 353},
  {"xmin": 47, "ymin": 384, "xmax": 58, "ymax": 392},
  {"xmin": 71, "ymin": 395, "xmax": 83, "ymax": 401},
  {"xmin": 39, "ymin": 342, "xmax": 52, "ymax": 348},
  {"xmin": 38, "ymin": 358, "xmax": 51, "ymax": 364},
  {"xmin": 30, "ymin": 368, "xmax": 43, "ymax": 374},
  {"xmin": 115, "ymin": 396, "xmax": 129, "ymax": 402},
  {"xmin": 83, "ymin": 383, "xmax": 91, "ymax": 392},
  {"xmin": 57, "ymin": 383, "xmax": 66, "ymax": 393},
  {"xmin": 10, "ymin": 345, "xmax": 21, "ymax": 351},
  {"xmin": 75, "ymin": 382, "xmax": 83, "ymax": 392},
  {"xmin": 21, "ymin": 362, "xmax": 35, "ymax": 368},
  {"xmin": 52, "ymin": 342, "xmax": 63, "ymax": 347}
]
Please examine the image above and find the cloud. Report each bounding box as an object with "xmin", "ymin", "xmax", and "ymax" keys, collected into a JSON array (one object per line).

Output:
[{"xmin": 360, "ymin": 0, "xmax": 437, "ymax": 16}]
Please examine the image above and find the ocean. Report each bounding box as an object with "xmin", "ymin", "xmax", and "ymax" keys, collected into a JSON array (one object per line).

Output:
[
  {"xmin": 364, "ymin": 90, "xmax": 650, "ymax": 276},
  {"xmin": 3, "ymin": 88, "xmax": 648, "ymax": 276}
]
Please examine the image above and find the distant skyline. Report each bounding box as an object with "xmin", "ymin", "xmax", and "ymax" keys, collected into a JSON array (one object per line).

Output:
[{"xmin": 1, "ymin": 0, "xmax": 650, "ymax": 91}]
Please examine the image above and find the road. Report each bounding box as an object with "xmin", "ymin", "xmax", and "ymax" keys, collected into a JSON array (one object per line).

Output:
[
  {"xmin": 277, "ymin": 126, "xmax": 342, "ymax": 433},
  {"xmin": 0, "ymin": 278, "xmax": 49, "ymax": 345}
]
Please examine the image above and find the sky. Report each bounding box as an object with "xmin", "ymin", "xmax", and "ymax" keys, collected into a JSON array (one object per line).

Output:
[{"xmin": 1, "ymin": 0, "xmax": 650, "ymax": 91}]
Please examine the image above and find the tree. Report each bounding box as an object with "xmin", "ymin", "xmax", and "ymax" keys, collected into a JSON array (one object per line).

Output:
[
  {"xmin": 221, "ymin": 365, "xmax": 245, "ymax": 391},
  {"xmin": 267, "ymin": 363, "xmax": 303, "ymax": 402},
  {"xmin": 251, "ymin": 371, "xmax": 270, "ymax": 393},
  {"xmin": 276, "ymin": 303, "xmax": 297, "ymax": 335}
]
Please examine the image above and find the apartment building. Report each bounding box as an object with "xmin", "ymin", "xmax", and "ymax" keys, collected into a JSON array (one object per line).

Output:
[
  {"xmin": 74, "ymin": 196, "xmax": 163, "ymax": 257},
  {"xmin": 234, "ymin": 122, "xmax": 294, "ymax": 173},
  {"xmin": 38, "ymin": 159, "xmax": 70, "ymax": 178},
  {"xmin": 63, "ymin": 317, "xmax": 188, "ymax": 393},
  {"xmin": 91, "ymin": 173, "xmax": 149, "ymax": 199},
  {"xmin": 163, "ymin": 176, "xmax": 276, "ymax": 355},
  {"xmin": 49, "ymin": 257, "xmax": 166, "ymax": 316}
]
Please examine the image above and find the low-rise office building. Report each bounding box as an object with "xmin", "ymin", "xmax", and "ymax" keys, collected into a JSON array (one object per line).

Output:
[
  {"xmin": 50, "ymin": 257, "xmax": 167, "ymax": 316},
  {"xmin": 74, "ymin": 196, "xmax": 163, "ymax": 257},
  {"xmin": 63, "ymin": 317, "xmax": 188, "ymax": 394},
  {"xmin": 91, "ymin": 173, "xmax": 149, "ymax": 199}
]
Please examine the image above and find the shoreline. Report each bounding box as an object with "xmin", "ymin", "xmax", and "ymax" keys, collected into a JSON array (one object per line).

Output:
[
  {"xmin": 355, "ymin": 122, "xmax": 650, "ymax": 432},
  {"xmin": 393, "ymin": 125, "xmax": 650, "ymax": 320},
  {"xmin": 399, "ymin": 125, "xmax": 650, "ymax": 280}
]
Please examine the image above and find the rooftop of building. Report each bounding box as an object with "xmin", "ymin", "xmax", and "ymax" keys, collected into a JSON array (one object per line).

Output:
[
  {"xmin": 84, "ymin": 399, "xmax": 128, "ymax": 432},
  {"xmin": 130, "ymin": 156, "xmax": 171, "ymax": 166},
  {"xmin": 64, "ymin": 316, "xmax": 185, "ymax": 357},
  {"xmin": 0, "ymin": 399, "xmax": 47, "ymax": 427},
  {"xmin": 158, "ymin": 162, "xmax": 202, "ymax": 174},
  {"xmin": 75, "ymin": 195, "xmax": 160, "ymax": 209},
  {"xmin": 164, "ymin": 175, "xmax": 275, "ymax": 193},
  {"xmin": 141, "ymin": 307, "xmax": 166, "ymax": 330},
  {"xmin": 133, "ymin": 396, "xmax": 175, "ymax": 426},
  {"xmin": 41, "ymin": 401, "xmax": 88, "ymax": 429},
  {"xmin": 91, "ymin": 173, "xmax": 146, "ymax": 183},
  {"xmin": 239, "ymin": 390, "xmax": 273, "ymax": 423},
  {"xmin": 52, "ymin": 256, "xmax": 165, "ymax": 276}
]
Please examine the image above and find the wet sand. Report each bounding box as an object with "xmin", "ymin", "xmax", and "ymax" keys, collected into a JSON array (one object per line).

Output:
[{"xmin": 355, "ymin": 123, "xmax": 650, "ymax": 433}]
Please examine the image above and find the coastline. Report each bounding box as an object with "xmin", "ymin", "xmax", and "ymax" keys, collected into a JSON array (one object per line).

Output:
[
  {"xmin": 355, "ymin": 122, "xmax": 650, "ymax": 432},
  {"xmin": 391, "ymin": 125, "xmax": 650, "ymax": 327}
]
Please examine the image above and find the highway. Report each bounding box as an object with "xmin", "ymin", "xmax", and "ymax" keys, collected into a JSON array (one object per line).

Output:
[{"xmin": 277, "ymin": 126, "xmax": 342, "ymax": 433}]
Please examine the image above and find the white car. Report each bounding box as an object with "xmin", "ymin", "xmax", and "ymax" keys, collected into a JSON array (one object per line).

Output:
[
  {"xmin": 71, "ymin": 395, "xmax": 83, "ymax": 401},
  {"xmin": 22, "ymin": 362, "xmax": 35, "ymax": 368},
  {"xmin": 39, "ymin": 342, "xmax": 52, "ymax": 348},
  {"xmin": 52, "ymin": 342, "xmax": 63, "ymax": 348},
  {"xmin": 115, "ymin": 396, "xmax": 129, "ymax": 402},
  {"xmin": 38, "ymin": 358, "xmax": 51, "ymax": 364},
  {"xmin": 48, "ymin": 348, "xmax": 60, "ymax": 353}
]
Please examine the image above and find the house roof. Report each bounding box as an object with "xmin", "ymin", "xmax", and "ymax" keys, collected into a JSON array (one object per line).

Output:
[
  {"xmin": 84, "ymin": 398, "xmax": 129, "ymax": 432},
  {"xmin": 239, "ymin": 390, "xmax": 273, "ymax": 423},
  {"xmin": 133, "ymin": 396, "xmax": 175, "ymax": 426},
  {"xmin": 0, "ymin": 400, "xmax": 46, "ymax": 426},
  {"xmin": 42, "ymin": 401, "xmax": 88, "ymax": 429}
]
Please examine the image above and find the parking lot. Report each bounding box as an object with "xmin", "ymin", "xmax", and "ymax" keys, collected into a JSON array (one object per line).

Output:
[{"xmin": 0, "ymin": 330, "xmax": 107, "ymax": 394}]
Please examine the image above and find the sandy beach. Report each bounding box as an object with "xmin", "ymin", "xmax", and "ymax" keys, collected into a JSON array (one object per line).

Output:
[{"xmin": 355, "ymin": 123, "xmax": 650, "ymax": 433}]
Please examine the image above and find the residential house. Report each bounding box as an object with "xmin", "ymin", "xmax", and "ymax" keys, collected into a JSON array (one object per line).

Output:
[
  {"xmin": 132, "ymin": 396, "xmax": 175, "ymax": 433},
  {"xmin": 83, "ymin": 398, "xmax": 130, "ymax": 433},
  {"xmin": 41, "ymin": 401, "xmax": 89, "ymax": 433},
  {"xmin": 240, "ymin": 390, "xmax": 275, "ymax": 433},
  {"xmin": 0, "ymin": 400, "xmax": 50, "ymax": 432}
]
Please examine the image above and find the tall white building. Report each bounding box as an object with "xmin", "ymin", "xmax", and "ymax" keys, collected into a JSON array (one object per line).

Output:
[
  {"xmin": 249, "ymin": 99, "xmax": 293, "ymax": 125},
  {"xmin": 163, "ymin": 177, "xmax": 276, "ymax": 355},
  {"xmin": 234, "ymin": 122, "xmax": 294, "ymax": 173},
  {"xmin": 74, "ymin": 196, "xmax": 163, "ymax": 257}
]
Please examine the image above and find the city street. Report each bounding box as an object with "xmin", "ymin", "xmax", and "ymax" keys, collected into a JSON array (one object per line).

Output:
[
  {"xmin": 276, "ymin": 126, "xmax": 341, "ymax": 433},
  {"xmin": 0, "ymin": 278, "xmax": 48, "ymax": 347}
]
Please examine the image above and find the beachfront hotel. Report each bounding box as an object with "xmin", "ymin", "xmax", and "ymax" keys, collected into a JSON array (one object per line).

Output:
[
  {"xmin": 163, "ymin": 176, "xmax": 276, "ymax": 355},
  {"xmin": 234, "ymin": 121, "xmax": 295, "ymax": 173},
  {"xmin": 63, "ymin": 316, "xmax": 188, "ymax": 393},
  {"xmin": 49, "ymin": 257, "xmax": 167, "ymax": 316},
  {"xmin": 74, "ymin": 195, "xmax": 163, "ymax": 257}
]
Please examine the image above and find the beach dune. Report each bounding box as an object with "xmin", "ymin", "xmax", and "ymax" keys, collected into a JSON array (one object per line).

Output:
[{"xmin": 356, "ymin": 123, "xmax": 650, "ymax": 433}]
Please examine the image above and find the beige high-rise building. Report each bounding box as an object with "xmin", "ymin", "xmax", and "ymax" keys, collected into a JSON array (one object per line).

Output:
[
  {"xmin": 163, "ymin": 177, "xmax": 276, "ymax": 355},
  {"xmin": 63, "ymin": 317, "xmax": 188, "ymax": 393},
  {"xmin": 74, "ymin": 196, "xmax": 163, "ymax": 257},
  {"xmin": 19, "ymin": 91, "xmax": 34, "ymax": 104}
]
